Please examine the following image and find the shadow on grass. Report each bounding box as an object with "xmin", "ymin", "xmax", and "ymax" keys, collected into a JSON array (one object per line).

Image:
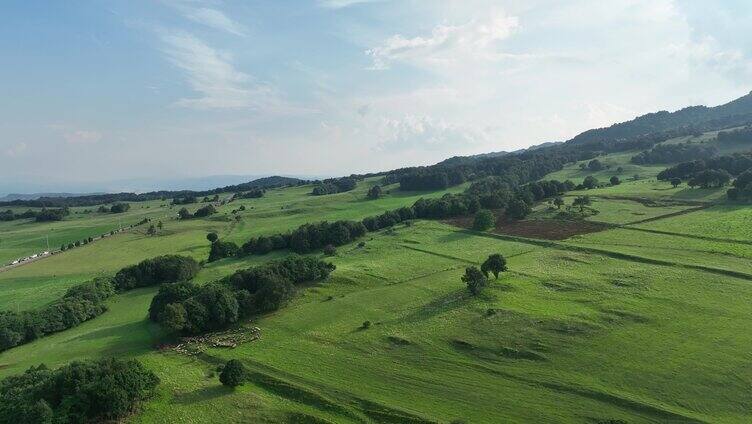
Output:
[{"xmin": 172, "ymin": 385, "xmax": 233, "ymax": 405}]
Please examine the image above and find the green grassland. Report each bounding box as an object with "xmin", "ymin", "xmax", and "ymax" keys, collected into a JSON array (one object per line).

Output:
[{"xmin": 1, "ymin": 149, "xmax": 752, "ymax": 422}]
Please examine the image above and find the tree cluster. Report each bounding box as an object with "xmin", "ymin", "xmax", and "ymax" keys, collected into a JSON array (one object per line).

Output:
[
  {"xmin": 34, "ymin": 207, "xmax": 70, "ymax": 222},
  {"xmin": 717, "ymin": 126, "xmax": 752, "ymax": 145},
  {"xmin": 233, "ymin": 188, "xmax": 264, "ymax": 199},
  {"xmin": 178, "ymin": 204, "xmax": 218, "ymax": 220},
  {"xmin": 0, "ymin": 278, "xmax": 114, "ymax": 352},
  {"xmin": 110, "ymin": 203, "xmax": 131, "ymax": 213},
  {"xmin": 0, "ymin": 358, "xmax": 159, "ymax": 423},
  {"xmin": 149, "ymin": 256, "xmax": 334, "ymax": 334},
  {"xmin": 631, "ymin": 142, "xmax": 718, "ymax": 165},
  {"xmin": 657, "ymin": 153, "xmax": 752, "ymax": 181},
  {"xmin": 727, "ymin": 170, "xmax": 752, "ymax": 200},
  {"xmin": 208, "ymin": 240, "xmax": 241, "ymax": 262},
  {"xmin": 0, "ymin": 209, "xmax": 37, "ymax": 222},
  {"xmin": 366, "ymin": 185, "xmax": 382, "ymax": 199},
  {"xmin": 311, "ymin": 177, "xmax": 358, "ymax": 195},
  {"xmin": 112, "ymin": 255, "xmax": 200, "ymax": 291}
]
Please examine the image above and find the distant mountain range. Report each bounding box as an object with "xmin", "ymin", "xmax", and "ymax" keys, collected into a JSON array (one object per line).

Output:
[{"xmin": 0, "ymin": 174, "xmax": 326, "ymax": 199}]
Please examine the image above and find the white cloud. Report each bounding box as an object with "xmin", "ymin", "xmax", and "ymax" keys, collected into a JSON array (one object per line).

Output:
[
  {"xmin": 375, "ymin": 115, "xmax": 490, "ymax": 152},
  {"xmin": 5, "ymin": 142, "xmax": 27, "ymax": 157},
  {"xmin": 64, "ymin": 130, "xmax": 102, "ymax": 144},
  {"xmin": 183, "ymin": 7, "xmax": 247, "ymax": 36},
  {"xmin": 318, "ymin": 0, "xmax": 383, "ymax": 9},
  {"xmin": 366, "ymin": 14, "xmax": 519, "ymax": 70},
  {"xmin": 161, "ymin": 32, "xmax": 276, "ymax": 109}
]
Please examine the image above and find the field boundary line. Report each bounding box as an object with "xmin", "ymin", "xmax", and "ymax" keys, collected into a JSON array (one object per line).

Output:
[
  {"xmin": 455, "ymin": 229, "xmax": 752, "ymax": 281},
  {"xmin": 620, "ymin": 226, "xmax": 752, "ymax": 246}
]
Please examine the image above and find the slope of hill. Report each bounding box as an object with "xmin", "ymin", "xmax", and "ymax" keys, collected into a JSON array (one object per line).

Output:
[{"xmin": 568, "ymin": 91, "xmax": 752, "ymax": 146}]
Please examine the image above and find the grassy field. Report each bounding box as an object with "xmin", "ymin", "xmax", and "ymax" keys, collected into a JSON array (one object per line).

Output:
[{"xmin": 1, "ymin": 159, "xmax": 752, "ymax": 422}]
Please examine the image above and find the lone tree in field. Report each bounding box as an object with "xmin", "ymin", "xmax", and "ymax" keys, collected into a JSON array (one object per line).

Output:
[
  {"xmin": 572, "ymin": 195, "xmax": 591, "ymax": 212},
  {"xmin": 481, "ymin": 254, "xmax": 508, "ymax": 279},
  {"xmin": 670, "ymin": 177, "xmax": 682, "ymax": 188},
  {"xmin": 220, "ymin": 359, "xmax": 246, "ymax": 387},
  {"xmin": 553, "ymin": 196, "xmax": 564, "ymax": 209},
  {"xmin": 473, "ymin": 209, "xmax": 495, "ymax": 231},
  {"xmin": 147, "ymin": 224, "xmax": 157, "ymax": 236},
  {"xmin": 206, "ymin": 232, "xmax": 218, "ymax": 243},
  {"xmin": 157, "ymin": 220, "xmax": 163, "ymax": 230},
  {"xmin": 462, "ymin": 266, "xmax": 488, "ymax": 296},
  {"xmin": 367, "ymin": 185, "xmax": 382, "ymax": 200},
  {"xmin": 609, "ymin": 176, "xmax": 620, "ymax": 186}
]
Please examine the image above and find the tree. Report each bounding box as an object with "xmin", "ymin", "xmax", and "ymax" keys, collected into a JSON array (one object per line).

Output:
[
  {"xmin": 582, "ymin": 176, "xmax": 599, "ymax": 189},
  {"xmin": 506, "ymin": 199, "xmax": 531, "ymax": 220},
  {"xmin": 587, "ymin": 159, "xmax": 604, "ymax": 171},
  {"xmin": 206, "ymin": 232, "xmax": 218, "ymax": 243},
  {"xmin": 481, "ymin": 254, "xmax": 507, "ymax": 279},
  {"xmin": 472, "ymin": 209, "xmax": 495, "ymax": 231},
  {"xmin": 572, "ymin": 195, "xmax": 591, "ymax": 212},
  {"xmin": 323, "ymin": 244, "xmax": 336, "ymax": 256},
  {"xmin": 178, "ymin": 207, "xmax": 192, "ymax": 220},
  {"xmin": 670, "ymin": 178, "xmax": 681, "ymax": 188},
  {"xmin": 462, "ymin": 266, "xmax": 488, "ymax": 296},
  {"xmin": 367, "ymin": 185, "xmax": 382, "ymax": 200},
  {"xmin": 220, "ymin": 359, "xmax": 246, "ymax": 387},
  {"xmin": 157, "ymin": 221, "xmax": 163, "ymax": 230},
  {"xmin": 553, "ymin": 197, "xmax": 564, "ymax": 209},
  {"xmin": 146, "ymin": 224, "xmax": 156, "ymax": 236},
  {"xmin": 609, "ymin": 176, "xmax": 620, "ymax": 186}
]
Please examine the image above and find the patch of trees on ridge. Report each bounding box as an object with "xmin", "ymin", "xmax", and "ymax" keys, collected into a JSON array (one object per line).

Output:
[
  {"xmin": 311, "ymin": 177, "xmax": 357, "ymax": 195},
  {"xmin": 149, "ymin": 255, "xmax": 334, "ymax": 334},
  {"xmin": 98, "ymin": 203, "xmax": 131, "ymax": 213},
  {"xmin": 0, "ymin": 255, "xmax": 199, "ymax": 352},
  {"xmin": 631, "ymin": 142, "xmax": 718, "ymax": 165},
  {"xmin": 0, "ymin": 358, "xmax": 159, "ymax": 423}
]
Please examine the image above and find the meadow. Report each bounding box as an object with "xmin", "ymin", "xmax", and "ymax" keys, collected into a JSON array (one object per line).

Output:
[{"xmin": 1, "ymin": 143, "xmax": 751, "ymax": 422}]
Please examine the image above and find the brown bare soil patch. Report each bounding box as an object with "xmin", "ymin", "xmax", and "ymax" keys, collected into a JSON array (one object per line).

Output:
[{"xmin": 445, "ymin": 216, "xmax": 609, "ymax": 240}]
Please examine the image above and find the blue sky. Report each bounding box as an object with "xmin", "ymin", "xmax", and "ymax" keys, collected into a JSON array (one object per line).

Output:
[{"xmin": 1, "ymin": 0, "xmax": 751, "ymax": 191}]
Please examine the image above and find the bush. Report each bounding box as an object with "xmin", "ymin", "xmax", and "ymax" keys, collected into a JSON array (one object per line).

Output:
[
  {"xmin": 113, "ymin": 255, "xmax": 200, "ymax": 291},
  {"xmin": 219, "ymin": 360, "xmax": 245, "ymax": 387},
  {"xmin": 323, "ymin": 244, "xmax": 336, "ymax": 256},
  {"xmin": 472, "ymin": 210, "xmax": 495, "ymax": 231},
  {"xmin": 0, "ymin": 358, "xmax": 159, "ymax": 423},
  {"xmin": 361, "ymin": 320, "xmax": 371, "ymax": 329},
  {"xmin": 208, "ymin": 241, "xmax": 240, "ymax": 262},
  {"xmin": 481, "ymin": 254, "xmax": 507, "ymax": 279},
  {"xmin": 206, "ymin": 232, "xmax": 218, "ymax": 243}
]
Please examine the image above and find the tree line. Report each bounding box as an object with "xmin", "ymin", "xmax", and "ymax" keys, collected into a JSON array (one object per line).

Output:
[
  {"xmin": 232, "ymin": 188, "xmax": 264, "ymax": 199},
  {"xmin": 0, "ymin": 358, "xmax": 159, "ymax": 423},
  {"xmin": 631, "ymin": 142, "xmax": 718, "ymax": 165},
  {"xmin": 149, "ymin": 255, "xmax": 334, "ymax": 334},
  {"xmin": 656, "ymin": 152, "xmax": 752, "ymax": 196},
  {"xmin": 311, "ymin": 177, "xmax": 358, "ymax": 195},
  {"xmin": 206, "ymin": 178, "xmax": 573, "ymax": 262},
  {"xmin": 0, "ymin": 255, "xmax": 199, "ymax": 352}
]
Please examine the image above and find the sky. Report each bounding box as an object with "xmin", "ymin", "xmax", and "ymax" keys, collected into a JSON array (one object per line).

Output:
[{"xmin": 1, "ymin": 0, "xmax": 751, "ymax": 193}]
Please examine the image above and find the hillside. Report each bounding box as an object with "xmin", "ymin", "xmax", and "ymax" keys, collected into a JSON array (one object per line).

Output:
[
  {"xmin": 0, "ymin": 122, "xmax": 751, "ymax": 422},
  {"xmin": 568, "ymin": 91, "xmax": 752, "ymax": 146}
]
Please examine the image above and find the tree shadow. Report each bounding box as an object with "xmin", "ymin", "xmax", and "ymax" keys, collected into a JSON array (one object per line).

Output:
[{"xmin": 171, "ymin": 385, "xmax": 233, "ymax": 405}]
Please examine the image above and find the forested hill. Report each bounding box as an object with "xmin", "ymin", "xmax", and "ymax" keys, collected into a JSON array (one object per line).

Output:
[
  {"xmin": 0, "ymin": 176, "xmax": 304, "ymax": 208},
  {"xmin": 567, "ymin": 91, "xmax": 752, "ymax": 146}
]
